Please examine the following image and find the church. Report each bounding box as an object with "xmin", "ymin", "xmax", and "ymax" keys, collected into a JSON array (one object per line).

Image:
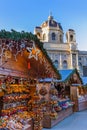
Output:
[{"xmin": 34, "ymin": 14, "xmax": 87, "ymax": 76}]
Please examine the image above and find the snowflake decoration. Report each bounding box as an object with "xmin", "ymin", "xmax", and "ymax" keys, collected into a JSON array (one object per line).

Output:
[{"xmin": 26, "ymin": 41, "xmax": 40, "ymax": 60}]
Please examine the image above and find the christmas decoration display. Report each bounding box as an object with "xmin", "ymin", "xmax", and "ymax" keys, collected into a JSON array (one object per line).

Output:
[
  {"xmin": 0, "ymin": 76, "xmax": 34, "ymax": 130},
  {"xmin": 28, "ymin": 90, "xmax": 43, "ymax": 130},
  {"xmin": 49, "ymin": 81, "xmax": 59, "ymax": 119},
  {"xmin": 0, "ymin": 30, "xmax": 62, "ymax": 130},
  {"xmin": 39, "ymin": 85, "xmax": 48, "ymax": 96},
  {"xmin": 0, "ymin": 111, "xmax": 33, "ymax": 130}
]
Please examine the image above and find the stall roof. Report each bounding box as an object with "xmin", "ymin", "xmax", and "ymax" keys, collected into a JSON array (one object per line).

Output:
[
  {"xmin": 39, "ymin": 69, "xmax": 73, "ymax": 82},
  {"xmin": 56, "ymin": 69, "xmax": 83, "ymax": 84},
  {"xmin": 59, "ymin": 69, "xmax": 73, "ymax": 82},
  {"xmin": 0, "ymin": 30, "xmax": 61, "ymax": 79},
  {"xmin": 39, "ymin": 69, "xmax": 83, "ymax": 84}
]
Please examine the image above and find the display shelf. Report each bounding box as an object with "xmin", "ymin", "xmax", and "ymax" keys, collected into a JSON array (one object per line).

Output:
[
  {"xmin": 2, "ymin": 93, "xmax": 29, "ymax": 116},
  {"xmin": 43, "ymin": 106, "xmax": 73, "ymax": 128},
  {"xmin": 70, "ymin": 85, "xmax": 87, "ymax": 112},
  {"xmin": 3, "ymin": 93, "xmax": 30, "ymax": 103},
  {"xmin": 1, "ymin": 83, "xmax": 30, "ymax": 116}
]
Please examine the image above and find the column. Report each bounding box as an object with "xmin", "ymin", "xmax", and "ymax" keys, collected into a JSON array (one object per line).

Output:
[
  {"xmin": 76, "ymin": 53, "xmax": 79, "ymax": 70},
  {"xmin": 70, "ymin": 53, "xmax": 73, "ymax": 69},
  {"xmin": 59, "ymin": 53, "xmax": 62, "ymax": 69}
]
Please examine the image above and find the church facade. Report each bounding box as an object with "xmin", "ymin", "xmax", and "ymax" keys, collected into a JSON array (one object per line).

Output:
[{"xmin": 34, "ymin": 15, "xmax": 87, "ymax": 76}]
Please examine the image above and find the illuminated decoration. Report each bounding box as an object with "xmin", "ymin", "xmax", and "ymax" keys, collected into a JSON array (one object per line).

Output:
[
  {"xmin": 0, "ymin": 39, "xmax": 41, "ymax": 65},
  {"xmin": 26, "ymin": 41, "xmax": 40, "ymax": 60},
  {"xmin": 0, "ymin": 31, "xmax": 61, "ymax": 79},
  {"xmin": 12, "ymin": 41, "xmax": 25, "ymax": 61},
  {"xmin": 0, "ymin": 41, "xmax": 10, "ymax": 65},
  {"xmin": 0, "ymin": 39, "xmax": 26, "ymax": 64},
  {"xmin": 4, "ymin": 50, "xmax": 12, "ymax": 59},
  {"xmin": 38, "ymin": 53, "xmax": 54, "ymax": 77}
]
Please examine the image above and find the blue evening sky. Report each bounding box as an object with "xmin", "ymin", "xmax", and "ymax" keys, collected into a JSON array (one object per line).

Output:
[{"xmin": 0, "ymin": 0, "xmax": 87, "ymax": 50}]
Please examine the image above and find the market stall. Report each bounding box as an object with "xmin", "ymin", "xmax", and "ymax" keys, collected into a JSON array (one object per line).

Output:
[
  {"xmin": 0, "ymin": 30, "xmax": 61, "ymax": 130},
  {"xmin": 40, "ymin": 69, "xmax": 82, "ymax": 128},
  {"xmin": 71, "ymin": 76, "xmax": 87, "ymax": 111},
  {"xmin": 38, "ymin": 78, "xmax": 73, "ymax": 128}
]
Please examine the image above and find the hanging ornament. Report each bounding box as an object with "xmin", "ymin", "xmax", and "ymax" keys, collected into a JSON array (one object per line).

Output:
[
  {"xmin": 26, "ymin": 41, "xmax": 40, "ymax": 60},
  {"xmin": 28, "ymin": 62, "xmax": 31, "ymax": 69},
  {"xmin": 39, "ymin": 85, "xmax": 47, "ymax": 96}
]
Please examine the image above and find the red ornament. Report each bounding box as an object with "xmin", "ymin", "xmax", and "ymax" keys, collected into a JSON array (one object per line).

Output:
[{"xmin": 28, "ymin": 62, "xmax": 31, "ymax": 69}]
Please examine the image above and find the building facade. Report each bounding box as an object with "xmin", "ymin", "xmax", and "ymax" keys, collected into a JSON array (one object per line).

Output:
[{"xmin": 34, "ymin": 15, "xmax": 87, "ymax": 76}]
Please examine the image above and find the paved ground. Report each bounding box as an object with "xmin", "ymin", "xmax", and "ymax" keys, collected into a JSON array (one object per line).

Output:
[{"xmin": 43, "ymin": 110, "xmax": 87, "ymax": 130}]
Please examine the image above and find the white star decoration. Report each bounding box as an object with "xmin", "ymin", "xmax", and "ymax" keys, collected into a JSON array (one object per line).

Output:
[{"xmin": 26, "ymin": 41, "xmax": 40, "ymax": 60}]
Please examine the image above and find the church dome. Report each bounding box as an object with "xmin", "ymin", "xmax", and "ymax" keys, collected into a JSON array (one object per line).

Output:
[{"xmin": 41, "ymin": 15, "xmax": 63, "ymax": 30}]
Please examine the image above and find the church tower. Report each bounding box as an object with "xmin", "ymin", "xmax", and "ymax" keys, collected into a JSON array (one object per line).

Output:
[
  {"xmin": 66, "ymin": 29, "xmax": 79, "ymax": 69},
  {"xmin": 66, "ymin": 29, "xmax": 77, "ymax": 50},
  {"xmin": 34, "ymin": 14, "xmax": 64, "ymax": 44}
]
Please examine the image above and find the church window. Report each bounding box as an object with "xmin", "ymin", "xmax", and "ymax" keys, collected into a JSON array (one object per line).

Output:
[{"xmin": 52, "ymin": 32, "xmax": 56, "ymax": 40}]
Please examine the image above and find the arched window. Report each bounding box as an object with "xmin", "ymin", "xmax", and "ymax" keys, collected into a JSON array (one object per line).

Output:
[
  {"xmin": 62, "ymin": 60, "xmax": 68, "ymax": 69},
  {"xmin": 53, "ymin": 60, "xmax": 59, "ymax": 68},
  {"xmin": 79, "ymin": 62, "xmax": 83, "ymax": 71},
  {"xmin": 70, "ymin": 35, "xmax": 73, "ymax": 41},
  {"xmin": 52, "ymin": 32, "xmax": 56, "ymax": 40},
  {"xmin": 78, "ymin": 62, "xmax": 83, "ymax": 75},
  {"xmin": 43, "ymin": 34, "xmax": 46, "ymax": 40}
]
